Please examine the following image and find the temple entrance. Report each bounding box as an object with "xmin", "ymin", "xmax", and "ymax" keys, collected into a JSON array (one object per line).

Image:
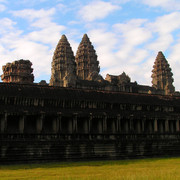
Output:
[
  {"xmin": 157, "ymin": 120, "xmax": 165, "ymax": 133},
  {"xmin": 24, "ymin": 115, "xmax": 37, "ymax": 133},
  {"xmin": 169, "ymin": 120, "xmax": 176, "ymax": 133},
  {"xmin": 91, "ymin": 117, "xmax": 103, "ymax": 134},
  {"xmin": 7, "ymin": 115, "xmax": 19, "ymax": 133},
  {"xmin": 42, "ymin": 116, "xmax": 54, "ymax": 133},
  {"xmin": 107, "ymin": 118, "xmax": 116, "ymax": 133},
  {"xmin": 121, "ymin": 118, "xmax": 129, "ymax": 133},
  {"xmin": 77, "ymin": 117, "xmax": 88, "ymax": 134},
  {"xmin": 61, "ymin": 116, "xmax": 72, "ymax": 133}
]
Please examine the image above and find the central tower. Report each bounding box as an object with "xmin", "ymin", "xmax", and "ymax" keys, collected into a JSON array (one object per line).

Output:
[
  {"xmin": 49, "ymin": 35, "xmax": 77, "ymax": 87},
  {"xmin": 75, "ymin": 34, "xmax": 100, "ymax": 80}
]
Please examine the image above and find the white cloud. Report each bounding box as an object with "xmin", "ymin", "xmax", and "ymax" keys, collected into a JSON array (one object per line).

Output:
[
  {"xmin": 11, "ymin": 8, "xmax": 55, "ymax": 22},
  {"xmin": 78, "ymin": 0, "xmax": 120, "ymax": 22},
  {"xmin": 142, "ymin": 0, "xmax": 180, "ymax": 11},
  {"xmin": 114, "ymin": 19, "xmax": 151, "ymax": 48},
  {"xmin": 0, "ymin": 18, "xmax": 16, "ymax": 34},
  {"xmin": 147, "ymin": 12, "xmax": 180, "ymax": 35},
  {"xmin": 10, "ymin": 40, "xmax": 52, "ymax": 77},
  {"xmin": 0, "ymin": 8, "xmax": 67, "ymax": 82},
  {"xmin": 84, "ymin": 12, "xmax": 180, "ymax": 89},
  {"xmin": 147, "ymin": 35, "xmax": 173, "ymax": 52},
  {"xmin": 88, "ymin": 29, "xmax": 118, "ymax": 68},
  {"xmin": 146, "ymin": 12, "xmax": 180, "ymax": 52},
  {"xmin": 168, "ymin": 39, "xmax": 180, "ymax": 90},
  {"xmin": 112, "ymin": 19, "xmax": 151, "ymax": 67}
]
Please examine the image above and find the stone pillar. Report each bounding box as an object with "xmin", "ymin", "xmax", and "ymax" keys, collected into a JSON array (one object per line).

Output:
[
  {"xmin": 137, "ymin": 119, "xmax": 141, "ymax": 133},
  {"xmin": 159, "ymin": 120, "xmax": 164, "ymax": 133},
  {"xmin": 19, "ymin": 115, "xmax": 25, "ymax": 133},
  {"xmin": 111, "ymin": 119, "xmax": 115, "ymax": 133},
  {"xmin": 165, "ymin": 118, "xmax": 169, "ymax": 132},
  {"xmin": 36, "ymin": 114, "xmax": 44, "ymax": 133},
  {"xmin": 68, "ymin": 117, "xmax": 73, "ymax": 133},
  {"xmin": 149, "ymin": 121, "xmax": 153, "ymax": 133},
  {"xmin": 142, "ymin": 117, "xmax": 145, "ymax": 132},
  {"xmin": 125, "ymin": 118, "xmax": 129, "ymax": 133},
  {"xmin": 89, "ymin": 113, "xmax": 92, "ymax": 133},
  {"xmin": 84, "ymin": 118, "xmax": 89, "ymax": 133},
  {"xmin": 130, "ymin": 116, "xmax": 134, "ymax": 132},
  {"xmin": 52, "ymin": 116, "xmax": 60, "ymax": 133},
  {"xmin": 154, "ymin": 118, "xmax": 158, "ymax": 132},
  {"xmin": 59, "ymin": 115, "xmax": 62, "ymax": 132},
  {"xmin": 98, "ymin": 118, "xmax": 103, "ymax": 133},
  {"xmin": 176, "ymin": 119, "xmax": 180, "ymax": 132},
  {"xmin": 103, "ymin": 115, "xmax": 107, "ymax": 133},
  {"xmin": 73, "ymin": 114, "xmax": 77, "ymax": 133},
  {"xmin": 117, "ymin": 115, "xmax": 121, "ymax": 132},
  {"xmin": 0, "ymin": 113, "xmax": 7, "ymax": 133}
]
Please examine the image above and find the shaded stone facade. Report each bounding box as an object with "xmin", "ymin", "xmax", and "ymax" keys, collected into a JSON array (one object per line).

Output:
[
  {"xmin": 0, "ymin": 34, "xmax": 180, "ymax": 163},
  {"xmin": 0, "ymin": 83, "xmax": 180, "ymax": 163},
  {"xmin": 1, "ymin": 59, "xmax": 34, "ymax": 84}
]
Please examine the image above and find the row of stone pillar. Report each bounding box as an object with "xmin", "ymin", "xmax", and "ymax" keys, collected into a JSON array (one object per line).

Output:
[{"xmin": 0, "ymin": 113, "xmax": 179, "ymax": 134}]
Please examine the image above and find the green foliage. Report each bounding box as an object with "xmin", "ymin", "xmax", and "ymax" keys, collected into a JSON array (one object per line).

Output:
[{"xmin": 0, "ymin": 157, "xmax": 180, "ymax": 180}]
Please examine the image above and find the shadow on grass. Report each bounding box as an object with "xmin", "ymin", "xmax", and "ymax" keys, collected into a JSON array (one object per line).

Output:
[{"xmin": 0, "ymin": 157, "xmax": 178, "ymax": 170}]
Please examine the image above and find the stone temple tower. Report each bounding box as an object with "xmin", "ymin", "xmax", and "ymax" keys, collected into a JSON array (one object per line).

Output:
[
  {"xmin": 1, "ymin": 59, "xmax": 34, "ymax": 84},
  {"xmin": 75, "ymin": 34, "xmax": 100, "ymax": 81},
  {"xmin": 49, "ymin": 35, "xmax": 77, "ymax": 87},
  {"xmin": 151, "ymin": 51, "xmax": 175, "ymax": 95}
]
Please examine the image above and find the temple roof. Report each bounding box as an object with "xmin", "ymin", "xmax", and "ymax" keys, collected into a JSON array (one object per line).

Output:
[{"xmin": 0, "ymin": 83, "xmax": 179, "ymax": 105}]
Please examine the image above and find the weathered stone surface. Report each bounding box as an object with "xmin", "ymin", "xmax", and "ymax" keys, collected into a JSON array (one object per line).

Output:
[
  {"xmin": 47, "ymin": 34, "xmax": 178, "ymax": 95},
  {"xmin": 1, "ymin": 59, "xmax": 34, "ymax": 84},
  {"xmin": 151, "ymin": 51, "xmax": 175, "ymax": 95},
  {"xmin": 105, "ymin": 72, "xmax": 131, "ymax": 85},
  {"xmin": 0, "ymin": 83, "xmax": 180, "ymax": 163},
  {"xmin": 38, "ymin": 80, "xmax": 48, "ymax": 86},
  {"xmin": 75, "ymin": 34, "xmax": 100, "ymax": 81},
  {"xmin": 49, "ymin": 35, "xmax": 77, "ymax": 87}
]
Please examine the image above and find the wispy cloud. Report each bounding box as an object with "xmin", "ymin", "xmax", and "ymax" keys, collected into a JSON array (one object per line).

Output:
[
  {"xmin": 142, "ymin": 0, "xmax": 180, "ymax": 11},
  {"xmin": 0, "ymin": 8, "xmax": 67, "ymax": 82},
  {"xmin": 78, "ymin": 0, "xmax": 120, "ymax": 22},
  {"xmin": 11, "ymin": 8, "xmax": 56, "ymax": 21}
]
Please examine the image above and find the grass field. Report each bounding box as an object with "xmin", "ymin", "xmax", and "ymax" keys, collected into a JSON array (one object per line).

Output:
[{"xmin": 0, "ymin": 157, "xmax": 180, "ymax": 180}]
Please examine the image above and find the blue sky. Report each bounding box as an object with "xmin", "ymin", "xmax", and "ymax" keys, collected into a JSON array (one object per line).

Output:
[{"xmin": 1, "ymin": 0, "xmax": 180, "ymax": 90}]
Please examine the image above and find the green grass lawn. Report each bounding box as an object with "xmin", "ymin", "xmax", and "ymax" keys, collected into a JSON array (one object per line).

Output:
[{"xmin": 0, "ymin": 157, "xmax": 180, "ymax": 180}]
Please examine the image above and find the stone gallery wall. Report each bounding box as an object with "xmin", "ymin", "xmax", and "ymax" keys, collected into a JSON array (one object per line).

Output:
[{"xmin": 0, "ymin": 83, "xmax": 180, "ymax": 163}]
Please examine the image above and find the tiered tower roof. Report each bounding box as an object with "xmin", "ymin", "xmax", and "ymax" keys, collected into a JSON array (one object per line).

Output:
[
  {"xmin": 151, "ymin": 51, "xmax": 175, "ymax": 94},
  {"xmin": 75, "ymin": 34, "xmax": 100, "ymax": 80},
  {"xmin": 49, "ymin": 35, "xmax": 76, "ymax": 87}
]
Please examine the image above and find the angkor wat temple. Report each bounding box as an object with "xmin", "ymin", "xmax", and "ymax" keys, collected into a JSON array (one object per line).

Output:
[{"xmin": 1, "ymin": 34, "xmax": 180, "ymax": 163}]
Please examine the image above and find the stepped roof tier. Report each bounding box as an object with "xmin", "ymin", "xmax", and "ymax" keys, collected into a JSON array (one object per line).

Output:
[
  {"xmin": 49, "ymin": 35, "xmax": 76, "ymax": 87},
  {"xmin": 75, "ymin": 34, "xmax": 100, "ymax": 80},
  {"xmin": 151, "ymin": 51, "xmax": 175, "ymax": 95}
]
